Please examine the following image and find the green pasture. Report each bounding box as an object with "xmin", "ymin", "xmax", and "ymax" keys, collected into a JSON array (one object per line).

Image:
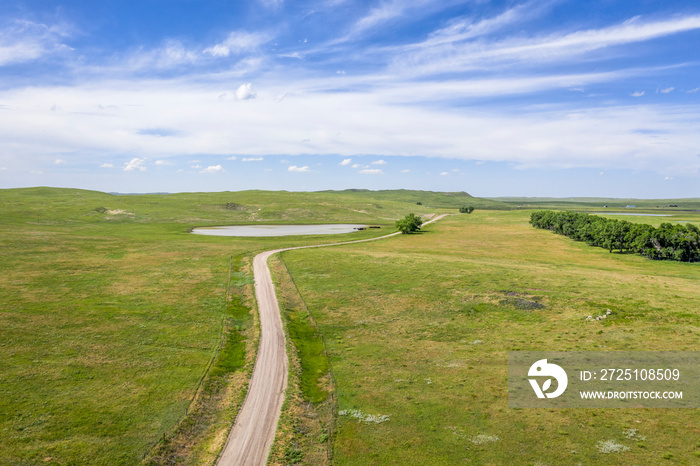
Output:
[
  {"xmin": 281, "ymin": 210, "xmax": 700, "ymax": 465},
  {"xmin": 0, "ymin": 187, "xmax": 438, "ymax": 464},
  {"xmin": 1, "ymin": 187, "xmax": 699, "ymax": 464}
]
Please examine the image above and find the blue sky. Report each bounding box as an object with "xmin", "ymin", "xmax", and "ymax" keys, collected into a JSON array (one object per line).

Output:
[{"xmin": 1, "ymin": 0, "xmax": 699, "ymax": 197}]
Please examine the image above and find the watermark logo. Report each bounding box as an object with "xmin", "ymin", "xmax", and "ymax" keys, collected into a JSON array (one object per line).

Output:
[
  {"xmin": 509, "ymin": 352, "xmax": 698, "ymax": 408},
  {"xmin": 528, "ymin": 359, "xmax": 568, "ymax": 399}
]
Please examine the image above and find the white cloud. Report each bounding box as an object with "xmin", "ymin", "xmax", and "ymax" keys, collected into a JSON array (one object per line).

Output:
[
  {"xmin": 288, "ymin": 165, "xmax": 310, "ymax": 172},
  {"xmin": 1, "ymin": 67, "xmax": 699, "ymax": 180},
  {"xmin": 125, "ymin": 40, "xmax": 199, "ymax": 70},
  {"xmin": 124, "ymin": 158, "xmax": 146, "ymax": 172},
  {"xmin": 660, "ymin": 87, "xmax": 674, "ymax": 94},
  {"xmin": 351, "ymin": 2, "xmax": 403, "ymax": 36},
  {"xmin": 339, "ymin": 0, "xmax": 452, "ymax": 43},
  {"xmin": 0, "ymin": 19, "xmax": 72, "ymax": 66},
  {"xmin": 54, "ymin": 158, "xmax": 66, "ymax": 165},
  {"xmin": 440, "ymin": 171, "xmax": 449, "ymax": 176},
  {"xmin": 200, "ymin": 164, "xmax": 224, "ymax": 174},
  {"xmin": 159, "ymin": 40, "xmax": 198, "ymax": 67},
  {"xmin": 227, "ymin": 155, "xmax": 237, "ymax": 160},
  {"xmin": 155, "ymin": 159, "xmax": 172, "ymax": 166},
  {"xmin": 631, "ymin": 91, "xmax": 645, "ymax": 97},
  {"xmin": 375, "ymin": 69, "xmax": 636, "ymax": 103},
  {"xmin": 359, "ymin": 168, "xmax": 383, "ymax": 175},
  {"xmin": 421, "ymin": 0, "xmax": 546, "ymax": 48},
  {"xmin": 100, "ymin": 163, "xmax": 114, "ymax": 168},
  {"xmin": 204, "ymin": 31, "xmax": 268, "ymax": 57},
  {"xmin": 687, "ymin": 88, "xmax": 700, "ymax": 93},
  {"xmin": 393, "ymin": 14, "xmax": 700, "ymax": 76},
  {"xmin": 664, "ymin": 176, "xmax": 673, "ymax": 181},
  {"xmin": 400, "ymin": 169, "xmax": 410, "ymax": 173},
  {"xmin": 371, "ymin": 159, "xmax": 387, "ymax": 165},
  {"xmin": 235, "ymin": 83, "xmax": 257, "ymax": 100},
  {"xmin": 340, "ymin": 158, "xmax": 352, "ymax": 166}
]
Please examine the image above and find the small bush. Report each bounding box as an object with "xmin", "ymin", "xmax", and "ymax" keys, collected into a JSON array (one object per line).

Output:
[
  {"xmin": 284, "ymin": 445, "xmax": 303, "ymax": 464},
  {"xmin": 396, "ymin": 213, "xmax": 423, "ymax": 234}
]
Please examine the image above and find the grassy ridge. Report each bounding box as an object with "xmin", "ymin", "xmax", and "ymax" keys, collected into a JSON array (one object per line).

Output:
[
  {"xmin": 2, "ymin": 187, "xmax": 507, "ymax": 227},
  {"xmin": 282, "ymin": 210, "xmax": 700, "ymax": 464}
]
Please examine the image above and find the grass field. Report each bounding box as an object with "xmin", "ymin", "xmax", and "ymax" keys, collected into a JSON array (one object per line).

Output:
[
  {"xmin": 1, "ymin": 187, "xmax": 698, "ymax": 464},
  {"xmin": 281, "ymin": 210, "xmax": 700, "ymax": 464},
  {"xmin": 0, "ymin": 187, "xmax": 466, "ymax": 464}
]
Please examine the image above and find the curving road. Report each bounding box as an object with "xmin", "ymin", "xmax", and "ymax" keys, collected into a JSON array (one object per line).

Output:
[{"xmin": 217, "ymin": 214, "xmax": 447, "ymax": 465}]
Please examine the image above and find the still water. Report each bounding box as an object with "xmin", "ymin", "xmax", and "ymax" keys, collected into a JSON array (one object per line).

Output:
[{"xmin": 191, "ymin": 224, "xmax": 368, "ymax": 237}]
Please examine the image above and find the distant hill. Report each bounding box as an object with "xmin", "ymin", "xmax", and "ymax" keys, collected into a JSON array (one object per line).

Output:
[
  {"xmin": 320, "ymin": 189, "xmax": 509, "ymax": 209},
  {"xmin": 489, "ymin": 196, "xmax": 700, "ymax": 211},
  {"xmin": 0, "ymin": 187, "xmax": 508, "ymax": 226}
]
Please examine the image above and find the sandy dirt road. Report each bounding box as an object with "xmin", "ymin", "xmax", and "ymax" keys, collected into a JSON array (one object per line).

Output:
[{"xmin": 217, "ymin": 214, "xmax": 447, "ymax": 465}]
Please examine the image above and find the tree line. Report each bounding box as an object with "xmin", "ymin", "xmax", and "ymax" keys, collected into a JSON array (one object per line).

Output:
[{"xmin": 530, "ymin": 210, "xmax": 700, "ymax": 262}]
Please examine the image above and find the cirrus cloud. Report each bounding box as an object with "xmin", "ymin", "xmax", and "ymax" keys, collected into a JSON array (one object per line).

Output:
[{"xmin": 203, "ymin": 31, "xmax": 269, "ymax": 57}]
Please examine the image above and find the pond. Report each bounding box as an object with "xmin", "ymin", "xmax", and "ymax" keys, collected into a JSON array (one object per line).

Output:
[{"xmin": 191, "ymin": 224, "xmax": 369, "ymax": 237}]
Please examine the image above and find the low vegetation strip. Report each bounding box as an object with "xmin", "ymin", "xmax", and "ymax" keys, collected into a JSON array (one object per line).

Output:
[{"xmin": 530, "ymin": 210, "xmax": 700, "ymax": 262}]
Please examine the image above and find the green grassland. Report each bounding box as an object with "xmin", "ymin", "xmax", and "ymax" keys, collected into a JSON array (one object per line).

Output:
[
  {"xmin": 0, "ymin": 187, "xmax": 470, "ymax": 464},
  {"xmin": 280, "ymin": 210, "xmax": 700, "ymax": 465},
  {"xmin": 1, "ymin": 187, "xmax": 698, "ymax": 464}
]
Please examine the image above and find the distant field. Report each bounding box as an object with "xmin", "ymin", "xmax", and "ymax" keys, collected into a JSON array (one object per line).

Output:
[
  {"xmin": 281, "ymin": 210, "xmax": 700, "ymax": 464},
  {"xmin": 490, "ymin": 196, "xmax": 700, "ymax": 211}
]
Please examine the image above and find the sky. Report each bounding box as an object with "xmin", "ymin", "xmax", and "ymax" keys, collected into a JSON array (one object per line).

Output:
[{"xmin": 1, "ymin": 0, "xmax": 699, "ymax": 197}]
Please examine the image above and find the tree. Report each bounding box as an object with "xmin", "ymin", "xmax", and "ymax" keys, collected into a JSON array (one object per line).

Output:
[
  {"xmin": 396, "ymin": 213, "xmax": 423, "ymax": 234},
  {"xmin": 459, "ymin": 205, "xmax": 475, "ymax": 214},
  {"xmin": 530, "ymin": 210, "xmax": 699, "ymax": 262}
]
